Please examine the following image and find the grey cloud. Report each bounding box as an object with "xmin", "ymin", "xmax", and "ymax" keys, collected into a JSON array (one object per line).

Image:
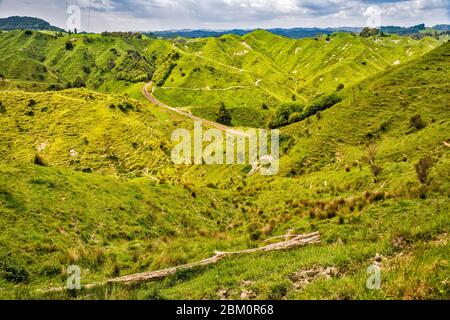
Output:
[{"xmin": 0, "ymin": 0, "xmax": 448, "ymax": 31}]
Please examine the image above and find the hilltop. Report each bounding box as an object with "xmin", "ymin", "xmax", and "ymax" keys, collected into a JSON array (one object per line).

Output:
[
  {"xmin": 149, "ymin": 24, "xmax": 450, "ymax": 39},
  {"xmin": 0, "ymin": 16, "xmax": 64, "ymax": 32}
]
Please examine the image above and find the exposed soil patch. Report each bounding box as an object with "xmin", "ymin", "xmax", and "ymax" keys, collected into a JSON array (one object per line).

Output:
[{"xmin": 289, "ymin": 266, "xmax": 339, "ymax": 290}]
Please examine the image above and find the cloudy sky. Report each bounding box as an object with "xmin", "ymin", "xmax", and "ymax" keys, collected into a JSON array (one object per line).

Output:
[{"xmin": 0, "ymin": 0, "xmax": 449, "ymax": 32}]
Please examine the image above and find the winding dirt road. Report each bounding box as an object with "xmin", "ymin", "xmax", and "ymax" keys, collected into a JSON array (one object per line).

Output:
[{"xmin": 142, "ymin": 81, "xmax": 248, "ymax": 137}]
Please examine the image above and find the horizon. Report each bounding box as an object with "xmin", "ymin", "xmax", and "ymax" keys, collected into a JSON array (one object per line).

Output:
[
  {"xmin": 0, "ymin": 0, "xmax": 449, "ymax": 33},
  {"xmin": 0, "ymin": 15, "xmax": 446, "ymax": 34}
]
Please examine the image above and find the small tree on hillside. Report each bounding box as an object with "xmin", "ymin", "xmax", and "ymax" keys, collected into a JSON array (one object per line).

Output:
[
  {"xmin": 360, "ymin": 27, "xmax": 380, "ymax": 38},
  {"xmin": 410, "ymin": 114, "xmax": 427, "ymax": 130},
  {"xmin": 364, "ymin": 143, "xmax": 377, "ymax": 165},
  {"xmin": 65, "ymin": 40, "xmax": 74, "ymax": 50},
  {"xmin": 72, "ymin": 76, "xmax": 86, "ymax": 88},
  {"xmin": 415, "ymin": 156, "xmax": 433, "ymax": 184},
  {"xmin": 217, "ymin": 103, "xmax": 232, "ymax": 126}
]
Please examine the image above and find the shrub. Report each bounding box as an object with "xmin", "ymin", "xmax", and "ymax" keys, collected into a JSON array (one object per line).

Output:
[
  {"xmin": 336, "ymin": 83, "xmax": 345, "ymax": 91},
  {"xmin": 268, "ymin": 102, "xmax": 304, "ymax": 128},
  {"xmin": 364, "ymin": 144, "xmax": 377, "ymax": 165},
  {"xmin": 379, "ymin": 121, "xmax": 390, "ymax": 132},
  {"xmin": 206, "ymin": 182, "xmax": 217, "ymax": 189},
  {"xmin": 83, "ymin": 65, "xmax": 91, "ymax": 74},
  {"xmin": 410, "ymin": 114, "xmax": 427, "ymax": 130},
  {"xmin": 216, "ymin": 103, "xmax": 232, "ymax": 126},
  {"xmin": 302, "ymin": 93, "xmax": 342, "ymax": 119},
  {"xmin": 72, "ymin": 76, "xmax": 86, "ymax": 88},
  {"xmin": 268, "ymin": 282, "xmax": 289, "ymax": 299},
  {"xmin": 24, "ymin": 30, "xmax": 33, "ymax": 35},
  {"xmin": 249, "ymin": 230, "xmax": 261, "ymax": 241},
  {"xmin": 415, "ymin": 156, "xmax": 433, "ymax": 184},
  {"xmin": 117, "ymin": 101, "xmax": 134, "ymax": 113},
  {"xmin": 33, "ymin": 154, "xmax": 47, "ymax": 166},
  {"xmin": 288, "ymin": 112, "xmax": 303, "ymax": 124},
  {"xmin": 360, "ymin": 27, "xmax": 380, "ymax": 37},
  {"xmin": 0, "ymin": 255, "xmax": 30, "ymax": 283},
  {"xmin": 0, "ymin": 101, "xmax": 5, "ymax": 114},
  {"xmin": 47, "ymin": 84, "xmax": 63, "ymax": 91},
  {"xmin": 65, "ymin": 40, "xmax": 74, "ymax": 50},
  {"xmin": 370, "ymin": 165, "xmax": 383, "ymax": 177},
  {"xmin": 111, "ymin": 263, "xmax": 121, "ymax": 277}
]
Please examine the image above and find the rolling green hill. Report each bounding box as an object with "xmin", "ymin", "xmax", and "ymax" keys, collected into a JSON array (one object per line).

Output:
[
  {"xmin": 152, "ymin": 30, "xmax": 441, "ymax": 126},
  {"xmin": 0, "ymin": 16, "xmax": 64, "ymax": 32},
  {"xmin": 0, "ymin": 30, "xmax": 173, "ymax": 99},
  {"xmin": 0, "ymin": 30, "xmax": 443, "ymax": 127},
  {"xmin": 0, "ymin": 31, "xmax": 448, "ymax": 300},
  {"xmin": 0, "ymin": 88, "xmax": 182, "ymax": 179}
]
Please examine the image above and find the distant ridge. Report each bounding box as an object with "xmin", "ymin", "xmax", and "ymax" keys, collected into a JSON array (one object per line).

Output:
[
  {"xmin": 148, "ymin": 27, "xmax": 361, "ymax": 39},
  {"xmin": 148, "ymin": 24, "xmax": 450, "ymax": 39},
  {"xmin": 0, "ymin": 16, "xmax": 64, "ymax": 32}
]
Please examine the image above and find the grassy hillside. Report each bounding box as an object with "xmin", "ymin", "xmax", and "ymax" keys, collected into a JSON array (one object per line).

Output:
[
  {"xmin": 0, "ymin": 88, "xmax": 185, "ymax": 179},
  {"xmin": 0, "ymin": 16, "xmax": 64, "ymax": 32},
  {"xmin": 0, "ymin": 163, "xmax": 244, "ymax": 298},
  {"xmin": 0, "ymin": 30, "xmax": 173, "ymax": 99},
  {"xmin": 0, "ymin": 30, "xmax": 442, "ymax": 127},
  {"xmin": 0, "ymin": 33, "xmax": 448, "ymax": 300},
  {"xmin": 153, "ymin": 31, "xmax": 441, "ymax": 126}
]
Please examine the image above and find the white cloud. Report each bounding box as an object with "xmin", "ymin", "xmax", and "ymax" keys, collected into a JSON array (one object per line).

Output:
[{"xmin": 0, "ymin": 0, "xmax": 448, "ymax": 32}]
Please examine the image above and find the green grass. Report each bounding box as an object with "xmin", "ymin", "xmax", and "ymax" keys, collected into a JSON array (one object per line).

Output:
[
  {"xmin": 0, "ymin": 30, "xmax": 442, "ymax": 127},
  {"xmin": 0, "ymin": 31, "xmax": 448, "ymax": 300},
  {"xmin": 152, "ymin": 31, "xmax": 442, "ymax": 126}
]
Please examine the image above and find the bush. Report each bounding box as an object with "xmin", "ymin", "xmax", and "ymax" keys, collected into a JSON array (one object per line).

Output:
[
  {"xmin": 0, "ymin": 255, "xmax": 30, "ymax": 283},
  {"xmin": 117, "ymin": 101, "xmax": 135, "ymax": 113},
  {"xmin": 370, "ymin": 165, "xmax": 383, "ymax": 177},
  {"xmin": 216, "ymin": 103, "xmax": 232, "ymax": 126},
  {"xmin": 410, "ymin": 114, "xmax": 427, "ymax": 130},
  {"xmin": 415, "ymin": 156, "xmax": 433, "ymax": 184},
  {"xmin": 288, "ymin": 112, "xmax": 303, "ymax": 124},
  {"xmin": 360, "ymin": 27, "xmax": 380, "ymax": 37},
  {"xmin": 72, "ymin": 76, "xmax": 86, "ymax": 88},
  {"xmin": 249, "ymin": 230, "xmax": 261, "ymax": 241},
  {"xmin": 0, "ymin": 101, "xmax": 5, "ymax": 114},
  {"xmin": 316, "ymin": 111, "xmax": 322, "ymax": 120},
  {"xmin": 302, "ymin": 93, "xmax": 342, "ymax": 119},
  {"xmin": 364, "ymin": 144, "xmax": 377, "ymax": 165},
  {"xmin": 268, "ymin": 102, "xmax": 304, "ymax": 128},
  {"xmin": 33, "ymin": 154, "xmax": 47, "ymax": 166},
  {"xmin": 28, "ymin": 99, "xmax": 37, "ymax": 107},
  {"xmin": 65, "ymin": 40, "xmax": 74, "ymax": 50},
  {"xmin": 336, "ymin": 83, "xmax": 345, "ymax": 91},
  {"xmin": 83, "ymin": 65, "xmax": 91, "ymax": 74},
  {"xmin": 268, "ymin": 282, "xmax": 289, "ymax": 299}
]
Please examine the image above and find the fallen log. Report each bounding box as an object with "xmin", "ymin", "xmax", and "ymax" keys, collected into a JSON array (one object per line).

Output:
[{"xmin": 41, "ymin": 232, "xmax": 320, "ymax": 293}]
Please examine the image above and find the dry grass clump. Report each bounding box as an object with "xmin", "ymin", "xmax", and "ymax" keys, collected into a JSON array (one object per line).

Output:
[{"xmin": 289, "ymin": 191, "xmax": 390, "ymax": 221}]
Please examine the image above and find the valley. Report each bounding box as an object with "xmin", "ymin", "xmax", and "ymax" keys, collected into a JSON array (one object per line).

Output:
[{"xmin": 0, "ymin": 26, "xmax": 449, "ymax": 300}]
